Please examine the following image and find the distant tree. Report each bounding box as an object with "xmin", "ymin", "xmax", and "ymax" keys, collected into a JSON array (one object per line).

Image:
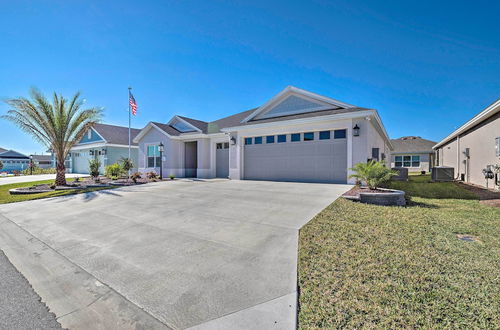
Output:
[
  {"xmin": 2, "ymin": 88, "xmax": 102, "ymax": 185},
  {"xmin": 120, "ymin": 157, "xmax": 134, "ymax": 182},
  {"xmin": 0, "ymin": 160, "xmax": 3, "ymax": 171}
]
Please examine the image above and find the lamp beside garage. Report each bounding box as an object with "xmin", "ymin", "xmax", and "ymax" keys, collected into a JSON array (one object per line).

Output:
[
  {"xmin": 158, "ymin": 142, "xmax": 164, "ymax": 179},
  {"xmin": 353, "ymin": 124, "xmax": 360, "ymax": 137}
]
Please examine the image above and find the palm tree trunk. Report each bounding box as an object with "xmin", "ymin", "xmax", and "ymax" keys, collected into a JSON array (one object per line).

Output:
[{"xmin": 55, "ymin": 159, "xmax": 66, "ymax": 186}]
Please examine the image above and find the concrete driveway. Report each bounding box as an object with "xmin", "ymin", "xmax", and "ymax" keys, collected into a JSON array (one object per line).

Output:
[{"xmin": 0, "ymin": 179, "xmax": 350, "ymax": 329}]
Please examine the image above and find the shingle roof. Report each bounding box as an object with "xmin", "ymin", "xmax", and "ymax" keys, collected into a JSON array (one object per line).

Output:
[
  {"xmin": 151, "ymin": 122, "xmax": 184, "ymax": 136},
  {"xmin": 0, "ymin": 149, "xmax": 30, "ymax": 159},
  {"xmin": 0, "ymin": 147, "xmax": 7, "ymax": 154},
  {"xmin": 30, "ymin": 154, "xmax": 52, "ymax": 161},
  {"xmin": 390, "ymin": 136, "xmax": 437, "ymax": 154},
  {"xmin": 92, "ymin": 123, "xmax": 141, "ymax": 146}
]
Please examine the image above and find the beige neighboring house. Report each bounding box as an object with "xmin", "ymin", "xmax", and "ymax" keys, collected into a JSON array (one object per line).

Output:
[
  {"xmin": 390, "ymin": 136, "xmax": 436, "ymax": 173},
  {"xmin": 433, "ymin": 99, "xmax": 500, "ymax": 189}
]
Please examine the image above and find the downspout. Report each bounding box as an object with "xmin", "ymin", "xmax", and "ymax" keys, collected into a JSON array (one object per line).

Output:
[{"xmin": 456, "ymin": 136, "xmax": 461, "ymax": 180}]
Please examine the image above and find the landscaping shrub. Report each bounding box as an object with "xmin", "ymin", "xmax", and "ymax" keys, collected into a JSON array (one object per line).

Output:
[
  {"xmin": 105, "ymin": 163, "xmax": 123, "ymax": 179},
  {"xmin": 146, "ymin": 171, "xmax": 158, "ymax": 180},
  {"xmin": 0, "ymin": 160, "xmax": 3, "ymax": 171},
  {"xmin": 349, "ymin": 160, "xmax": 398, "ymax": 189},
  {"xmin": 131, "ymin": 172, "xmax": 142, "ymax": 183},
  {"xmin": 169, "ymin": 174, "xmax": 175, "ymax": 180},
  {"xmin": 88, "ymin": 158, "xmax": 101, "ymax": 180}
]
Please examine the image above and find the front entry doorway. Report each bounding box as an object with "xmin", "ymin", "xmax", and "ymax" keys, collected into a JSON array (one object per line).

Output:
[{"xmin": 184, "ymin": 141, "xmax": 198, "ymax": 177}]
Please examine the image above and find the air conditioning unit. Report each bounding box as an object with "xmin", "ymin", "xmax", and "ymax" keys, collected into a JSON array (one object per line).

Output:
[{"xmin": 431, "ymin": 166, "xmax": 454, "ymax": 182}]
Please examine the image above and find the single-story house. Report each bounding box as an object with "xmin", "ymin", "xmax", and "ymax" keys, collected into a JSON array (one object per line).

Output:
[
  {"xmin": 67, "ymin": 123, "xmax": 140, "ymax": 174},
  {"xmin": 30, "ymin": 154, "xmax": 54, "ymax": 169},
  {"xmin": 433, "ymin": 99, "xmax": 500, "ymax": 189},
  {"xmin": 390, "ymin": 136, "xmax": 436, "ymax": 173},
  {"xmin": 133, "ymin": 86, "xmax": 393, "ymax": 184},
  {"xmin": 0, "ymin": 149, "xmax": 30, "ymax": 173}
]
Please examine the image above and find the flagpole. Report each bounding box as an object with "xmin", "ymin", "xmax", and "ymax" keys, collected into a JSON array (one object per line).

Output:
[{"xmin": 128, "ymin": 87, "xmax": 131, "ymax": 176}]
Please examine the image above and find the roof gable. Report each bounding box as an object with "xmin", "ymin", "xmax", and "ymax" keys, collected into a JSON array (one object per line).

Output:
[
  {"xmin": 168, "ymin": 116, "xmax": 202, "ymax": 133},
  {"xmin": 0, "ymin": 149, "xmax": 29, "ymax": 159},
  {"xmin": 390, "ymin": 137, "xmax": 437, "ymax": 153},
  {"xmin": 78, "ymin": 127, "xmax": 105, "ymax": 144},
  {"xmin": 242, "ymin": 86, "xmax": 355, "ymax": 123}
]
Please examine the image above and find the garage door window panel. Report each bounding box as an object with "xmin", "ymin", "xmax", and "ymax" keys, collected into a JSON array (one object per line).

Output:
[
  {"xmin": 304, "ymin": 132, "xmax": 314, "ymax": 141},
  {"xmin": 277, "ymin": 135, "xmax": 286, "ymax": 143},
  {"xmin": 319, "ymin": 131, "xmax": 331, "ymax": 140},
  {"xmin": 266, "ymin": 136, "xmax": 275, "ymax": 143},
  {"xmin": 245, "ymin": 138, "xmax": 252, "ymax": 145},
  {"xmin": 291, "ymin": 133, "xmax": 301, "ymax": 142},
  {"xmin": 255, "ymin": 137, "xmax": 263, "ymax": 144},
  {"xmin": 334, "ymin": 129, "xmax": 346, "ymax": 139}
]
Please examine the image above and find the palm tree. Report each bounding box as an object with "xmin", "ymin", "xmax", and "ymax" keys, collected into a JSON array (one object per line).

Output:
[{"xmin": 2, "ymin": 88, "xmax": 102, "ymax": 185}]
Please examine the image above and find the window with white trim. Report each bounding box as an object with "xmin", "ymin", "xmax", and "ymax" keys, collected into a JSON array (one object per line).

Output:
[
  {"xmin": 147, "ymin": 145, "xmax": 161, "ymax": 167},
  {"xmin": 395, "ymin": 155, "xmax": 420, "ymax": 167}
]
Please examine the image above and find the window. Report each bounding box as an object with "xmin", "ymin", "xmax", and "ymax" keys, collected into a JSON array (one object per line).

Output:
[
  {"xmin": 372, "ymin": 148, "xmax": 379, "ymax": 161},
  {"xmin": 217, "ymin": 142, "xmax": 229, "ymax": 149},
  {"xmin": 87, "ymin": 130, "xmax": 92, "ymax": 139},
  {"xmin": 334, "ymin": 129, "xmax": 346, "ymax": 139},
  {"xmin": 496, "ymin": 137, "xmax": 500, "ymax": 156},
  {"xmin": 303, "ymin": 132, "xmax": 314, "ymax": 141},
  {"xmin": 291, "ymin": 133, "xmax": 301, "ymax": 142},
  {"xmin": 319, "ymin": 131, "xmax": 330, "ymax": 140},
  {"xmin": 224, "ymin": 142, "xmax": 229, "ymax": 149},
  {"xmin": 266, "ymin": 136, "xmax": 275, "ymax": 143},
  {"xmin": 216, "ymin": 143, "xmax": 223, "ymax": 149},
  {"xmin": 245, "ymin": 138, "xmax": 252, "ymax": 145},
  {"xmin": 277, "ymin": 134, "xmax": 286, "ymax": 143},
  {"xmin": 147, "ymin": 145, "xmax": 161, "ymax": 167},
  {"xmin": 254, "ymin": 137, "xmax": 263, "ymax": 144},
  {"xmin": 395, "ymin": 155, "xmax": 420, "ymax": 167}
]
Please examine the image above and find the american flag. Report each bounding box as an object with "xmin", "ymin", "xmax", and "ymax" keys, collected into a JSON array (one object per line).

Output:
[{"xmin": 129, "ymin": 91, "xmax": 137, "ymax": 116}]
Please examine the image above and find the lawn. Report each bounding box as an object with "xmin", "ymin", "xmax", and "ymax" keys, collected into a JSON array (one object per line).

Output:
[
  {"xmin": 0, "ymin": 179, "xmax": 115, "ymax": 204},
  {"xmin": 298, "ymin": 175, "xmax": 499, "ymax": 329}
]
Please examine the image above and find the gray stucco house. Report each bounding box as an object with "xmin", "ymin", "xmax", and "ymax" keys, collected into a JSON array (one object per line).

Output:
[
  {"xmin": 67, "ymin": 123, "xmax": 140, "ymax": 174},
  {"xmin": 434, "ymin": 99, "xmax": 499, "ymax": 189},
  {"xmin": 390, "ymin": 136, "xmax": 436, "ymax": 173},
  {"xmin": 133, "ymin": 86, "xmax": 393, "ymax": 184}
]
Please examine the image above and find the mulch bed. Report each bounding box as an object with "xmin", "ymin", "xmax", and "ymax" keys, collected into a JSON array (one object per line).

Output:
[{"xmin": 457, "ymin": 182, "xmax": 500, "ymax": 208}]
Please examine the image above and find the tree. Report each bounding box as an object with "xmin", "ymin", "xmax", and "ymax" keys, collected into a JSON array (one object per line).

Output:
[
  {"xmin": 120, "ymin": 157, "xmax": 134, "ymax": 182},
  {"xmin": 0, "ymin": 160, "xmax": 3, "ymax": 171},
  {"xmin": 349, "ymin": 160, "xmax": 398, "ymax": 190},
  {"xmin": 2, "ymin": 88, "xmax": 102, "ymax": 185}
]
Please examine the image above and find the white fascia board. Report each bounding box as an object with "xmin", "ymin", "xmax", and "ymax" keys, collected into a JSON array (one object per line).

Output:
[
  {"xmin": 168, "ymin": 115, "xmax": 202, "ymax": 133},
  {"xmin": 241, "ymin": 86, "xmax": 356, "ymax": 123},
  {"xmin": 433, "ymin": 99, "xmax": 500, "ymax": 149},
  {"xmin": 371, "ymin": 111, "xmax": 394, "ymax": 150},
  {"xmin": 90, "ymin": 126, "xmax": 107, "ymax": 143},
  {"xmin": 71, "ymin": 143, "xmax": 138, "ymax": 150},
  {"xmin": 223, "ymin": 110, "xmax": 376, "ymax": 132}
]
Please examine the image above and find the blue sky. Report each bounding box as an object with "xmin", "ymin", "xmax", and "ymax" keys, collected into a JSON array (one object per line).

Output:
[{"xmin": 1, "ymin": 0, "xmax": 499, "ymax": 155}]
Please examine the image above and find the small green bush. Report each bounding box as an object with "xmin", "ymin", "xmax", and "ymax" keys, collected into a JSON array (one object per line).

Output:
[
  {"xmin": 21, "ymin": 167, "xmax": 57, "ymax": 175},
  {"xmin": 88, "ymin": 158, "xmax": 101, "ymax": 180},
  {"xmin": 349, "ymin": 160, "xmax": 398, "ymax": 189},
  {"xmin": 105, "ymin": 163, "xmax": 123, "ymax": 179},
  {"xmin": 169, "ymin": 174, "xmax": 175, "ymax": 180}
]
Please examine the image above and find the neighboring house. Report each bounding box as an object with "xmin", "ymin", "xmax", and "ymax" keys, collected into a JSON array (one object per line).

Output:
[
  {"xmin": 133, "ymin": 86, "xmax": 393, "ymax": 184},
  {"xmin": 433, "ymin": 99, "xmax": 500, "ymax": 189},
  {"xmin": 67, "ymin": 123, "xmax": 140, "ymax": 174},
  {"xmin": 390, "ymin": 136, "xmax": 436, "ymax": 172},
  {"xmin": 0, "ymin": 149, "xmax": 30, "ymax": 173},
  {"xmin": 30, "ymin": 154, "xmax": 54, "ymax": 169}
]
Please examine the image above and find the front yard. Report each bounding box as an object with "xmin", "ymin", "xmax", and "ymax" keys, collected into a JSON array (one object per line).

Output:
[{"xmin": 298, "ymin": 175, "xmax": 499, "ymax": 328}]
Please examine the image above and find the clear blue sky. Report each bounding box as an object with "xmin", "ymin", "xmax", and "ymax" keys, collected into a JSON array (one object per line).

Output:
[{"xmin": 1, "ymin": 0, "xmax": 499, "ymax": 154}]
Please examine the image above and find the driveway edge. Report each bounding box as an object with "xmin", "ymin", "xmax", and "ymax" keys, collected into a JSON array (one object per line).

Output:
[{"xmin": 0, "ymin": 214, "xmax": 172, "ymax": 330}]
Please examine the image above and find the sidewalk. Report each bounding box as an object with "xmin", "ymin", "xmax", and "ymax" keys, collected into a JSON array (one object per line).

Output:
[{"xmin": 0, "ymin": 174, "xmax": 86, "ymax": 186}]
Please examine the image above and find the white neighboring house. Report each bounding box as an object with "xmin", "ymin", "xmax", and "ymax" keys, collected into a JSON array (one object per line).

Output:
[
  {"xmin": 133, "ymin": 86, "xmax": 393, "ymax": 184},
  {"xmin": 390, "ymin": 136, "xmax": 436, "ymax": 173},
  {"xmin": 433, "ymin": 99, "xmax": 500, "ymax": 189}
]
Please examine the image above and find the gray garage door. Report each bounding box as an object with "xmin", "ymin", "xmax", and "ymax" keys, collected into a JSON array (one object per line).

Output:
[
  {"xmin": 243, "ymin": 131, "xmax": 347, "ymax": 183},
  {"xmin": 216, "ymin": 142, "xmax": 229, "ymax": 178}
]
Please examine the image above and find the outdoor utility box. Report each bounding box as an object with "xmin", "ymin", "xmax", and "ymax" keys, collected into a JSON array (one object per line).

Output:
[
  {"xmin": 391, "ymin": 167, "xmax": 408, "ymax": 181},
  {"xmin": 431, "ymin": 166, "xmax": 454, "ymax": 182}
]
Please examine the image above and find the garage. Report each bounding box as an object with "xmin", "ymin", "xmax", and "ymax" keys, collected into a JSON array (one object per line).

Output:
[{"xmin": 243, "ymin": 129, "xmax": 348, "ymax": 183}]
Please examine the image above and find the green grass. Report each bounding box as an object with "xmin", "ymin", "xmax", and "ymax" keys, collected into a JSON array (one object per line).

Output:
[
  {"xmin": 0, "ymin": 179, "xmax": 115, "ymax": 204},
  {"xmin": 298, "ymin": 175, "xmax": 499, "ymax": 329}
]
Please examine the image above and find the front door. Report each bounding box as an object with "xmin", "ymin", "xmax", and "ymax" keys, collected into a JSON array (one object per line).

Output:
[
  {"xmin": 216, "ymin": 142, "xmax": 229, "ymax": 178},
  {"xmin": 184, "ymin": 141, "xmax": 198, "ymax": 177}
]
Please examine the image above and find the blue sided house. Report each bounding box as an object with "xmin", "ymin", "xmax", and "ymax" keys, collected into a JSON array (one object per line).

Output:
[
  {"xmin": 0, "ymin": 148, "xmax": 31, "ymax": 173},
  {"xmin": 68, "ymin": 123, "xmax": 140, "ymax": 174}
]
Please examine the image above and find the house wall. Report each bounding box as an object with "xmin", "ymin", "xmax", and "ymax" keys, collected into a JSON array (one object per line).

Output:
[
  {"xmin": 435, "ymin": 112, "xmax": 499, "ymax": 188},
  {"xmin": 137, "ymin": 127, "xmax": 185, "ymax": 177},
  {"xmin": 79, "ymin": 128, "xmax": 104, "ymax": 144},
  {"xmin": 0, "ymin": 158, "xmax": 30, "ymax": 173},
  {"xmin": 71, "ymin": 146, "xmax": 138, "ymax": 174},
  {"xmin": 390, "ymin": 153, "xmax": 431, "ymax": 172}
]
